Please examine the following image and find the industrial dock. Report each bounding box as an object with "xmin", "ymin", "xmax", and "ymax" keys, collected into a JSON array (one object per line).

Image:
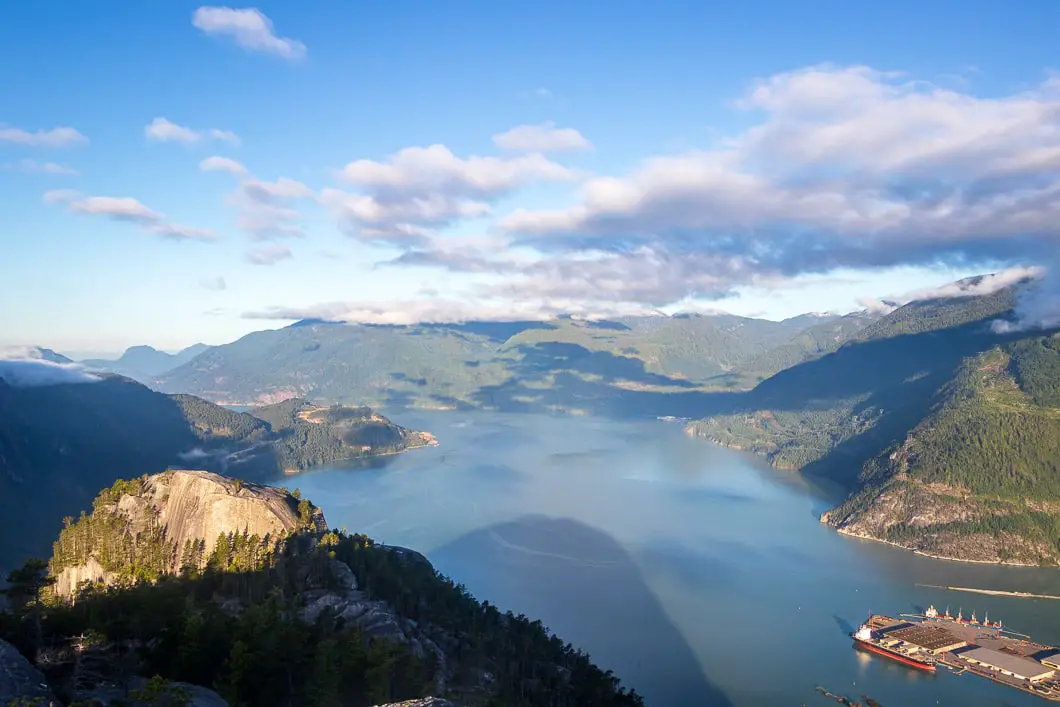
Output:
[{"xmin": 852, "ymin": 605, "xmax": 1060, "ymax": 701}]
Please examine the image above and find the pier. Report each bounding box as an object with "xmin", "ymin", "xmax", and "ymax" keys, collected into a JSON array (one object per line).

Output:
[{"xmin": 852, "ymin": 605, "xmax": 1060, "ymax": 702}]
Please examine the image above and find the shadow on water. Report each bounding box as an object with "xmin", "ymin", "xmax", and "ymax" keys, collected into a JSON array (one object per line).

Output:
[
  {"xmin": 833, "ymin": 614, "xmax": 855, "ymax": 637},
  {"xmin": 429, "ymin": 514, "xmax": 734, "ymax": 707}
]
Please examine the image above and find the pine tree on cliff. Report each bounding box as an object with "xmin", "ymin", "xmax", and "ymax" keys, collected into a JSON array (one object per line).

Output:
[{"xmin": 2, "ymin": 558, "xmax": 55, "ymax": 663}]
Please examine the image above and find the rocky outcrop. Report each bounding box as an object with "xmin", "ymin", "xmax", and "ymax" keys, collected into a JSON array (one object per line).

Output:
[
  {"xmin": 53, "ymin": 470, "xmax": 327, "ymax": 597},
  {"xmin": 822, "ymin": 479, "xmax": 1060, "ymax": 566},
  {"xmin": 132, "ymin": 470, "xmax": 326, "ymax": 563},
  {"xmin": 0, "ymin": 639, "xmax": 60, "ymax": 706},
  {"xmin": 55, "ymin": 555, "xmax": 114, "ymax": 598}
]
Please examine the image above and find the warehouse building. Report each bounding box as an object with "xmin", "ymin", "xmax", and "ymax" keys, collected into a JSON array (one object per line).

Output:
[
  {"xmin": 884, "ymin": 624, "xmax": 967, "ymax": 654},
  {"xmin": 1040, "ymin": 651, "xmax": 1060, "ymax": 671},
  {"xmin": 959, "ymin": 647, "xmax": 1056, "ymax": 682}
]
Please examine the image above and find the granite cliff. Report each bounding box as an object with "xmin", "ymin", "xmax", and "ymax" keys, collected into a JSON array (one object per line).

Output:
[
  {"xmin": 0, "ymin": 369, "xmax": 433, "ymax": 576},
  {"xmin": 50, "ymin": 470, "xmax": 327, "ymax": 596},
  {"xmin": 2, "ymin": 471, "xmax": 642, "ymax": 707}
]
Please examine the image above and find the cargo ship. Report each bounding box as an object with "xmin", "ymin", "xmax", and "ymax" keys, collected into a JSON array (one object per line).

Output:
[{"xmin": 852, "ymin": 621, "xmax": 938, "ymax": 671}]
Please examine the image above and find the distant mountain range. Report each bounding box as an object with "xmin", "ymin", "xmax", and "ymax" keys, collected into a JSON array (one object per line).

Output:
[
  {"xmin": 150, "ymin": 311, "xmax": 880, "ymax": 412},
  {"xmin": 80, "ymin": 343, "xmax": 212, "ymax": 382},
  {"xmin": 6, "ymin": 280, "xmax": 1059, "ymax": 565},
  {"xmin": 0, "ymin": 346, "xmax": 72, "ymax": 364}
]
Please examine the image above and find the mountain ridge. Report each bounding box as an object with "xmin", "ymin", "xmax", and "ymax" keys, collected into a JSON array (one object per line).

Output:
[
  {"xmin": 685, "ymin": 285, "xmax": 1060, "ymax": 564},
  {"xmin": 2, "ymin": 471, "xmax": 644, "ymax": 707},
  {"xmin": 0, "ymin": 372, "xmax": 432, "ymax": 575}
]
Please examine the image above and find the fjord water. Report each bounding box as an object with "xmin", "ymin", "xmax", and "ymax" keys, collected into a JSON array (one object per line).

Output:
[{"xmin": 287, "ymin": 411, "xmax": 1060, "ymax": 707}]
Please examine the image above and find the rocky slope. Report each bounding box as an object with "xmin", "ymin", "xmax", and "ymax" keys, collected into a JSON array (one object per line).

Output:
[
  {"xmin": 0, "ymin": 370, "xmax": 432, "ymax": 575},
  {"xmin": 0, "ymin": 639, "xmax": 60, "ymax": 706},
  {"xmin": 820, "ymin": 343, "xmax": 1060, "ymax": 565},
  {"xmin": 14, "ymin": 472, "xmax": 642, "ymax": 706},
  {"xmin": 50, "ymin": 470, "xmax": 327, "ymax": 596},
  {"xmin": 687, "ymin": 284, "xmax": 1060, "ymax": 564}
]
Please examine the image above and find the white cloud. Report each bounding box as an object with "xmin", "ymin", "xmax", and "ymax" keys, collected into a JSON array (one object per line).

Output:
[
  {"xmin": 42, "ymin": 189, "xmax": 81, "ymax": 204},
  {"xmin": 858, "ymin": 266, "xmax": 1042, "ymax": 318},
  {"xmin": 200, "ymin": 159, "xmax": 312, "ymax": 241},
  {"xmin": 500, "ymin": 65, "xmax": 1060, "ymax": 293},
  {"xmin": 899, "ymin": 266, "xmax": 1043, "ymax": 302},
  {"xmin": 200, "ymin": 156, "xmax": 247, "ymax": 174},
  {"xmin": 0, "ymin": 124, "xmax": 86, "ymax": 147},
  {"xmin": 993, "ymin": 258, "xmax": 1060, "ymax": 333},
  {"xmin": 2, "ymin": 159, "xmax": 78, "ymax": 175},
  {"xmin": 232, "ymin": 177, "xmax": 312, "ymax": 240},
  {"xmin": 242, "ymin": 297, "xmax": 654, "ymax": 326},
  {"xmin": 47, "ymin": 191, "xmax": 217, "ymax": 242},
  {"xmin": 329, "ymin": 144, "xmax": 576, "ymax": 239},
  {"xmin": 146, "ymin": 117, "xmax": 239, "ymax": 144},
  {"xmin": 200, "ymin": 276, "xmax": 228, "ymax": 291},
  {"xmin": 192, "ymin": 6, "xmax": 306, "ymax": 60},
  {"xmin": 0, "ymin": 355, "xmax": 100, "ymax": 387},
  {"xmin": 341, "ymin": 144, "xmax": 575, "ymax": 193},
  {"xmin": 493, "ymin": 122, "xmax": 592, "ymax": 152},
  {"xmin": 244, "ymin": 244, "xmax": 292, "ymax": 265}
]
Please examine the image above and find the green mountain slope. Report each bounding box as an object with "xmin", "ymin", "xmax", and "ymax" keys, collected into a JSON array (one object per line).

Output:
[
  {"xmin": 686, "ymin": 285, "xmax": 1060, "ymax": 563},
  {"xmin": 823, "ymin": 338, "xmax": 1060, "ymax": 564},
  {"xmin": 155, "ymin": 314, "xmax": 842, "ymax": 411},
  {"xmin": 710, "ymin": 311, "xmax": 879, "ymax": 389},
  {"xmin": 2, "ymin": 472, "xmax": 644, "ymax": 707},
  {"xmin": 0, "ymin": 374, "xmax": 429, "ymax": 574},
  {"xmin": 687, "ymin": 288, "xmax": 1019, "ymax": 473},
  {"xmin": 250, "ymin": 398, "xmax": 436, "ymax": 471}
]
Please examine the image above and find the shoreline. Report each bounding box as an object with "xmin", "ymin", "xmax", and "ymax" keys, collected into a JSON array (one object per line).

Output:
[
  {"xmin": 833, "ymin": 526, "xmax": 1048, "ymax": 567},
  {"xmin": 283, "ymin": 434, "xmax": 438, "ymax": 475},
  {"xmin": 914, "ymin": 583, "xmax": 1060, "ymax": 600}
]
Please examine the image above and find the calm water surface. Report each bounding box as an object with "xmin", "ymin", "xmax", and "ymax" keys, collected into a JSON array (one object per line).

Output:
[{"xmin": 284, "ymin": 410, "xmax": 1060, "ymax": 707}]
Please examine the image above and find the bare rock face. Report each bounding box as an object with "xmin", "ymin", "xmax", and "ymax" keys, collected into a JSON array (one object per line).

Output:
[
  {"xmin": 139, "ymin": 469, "xmax": 326, "ymax": 564},
  {"xmin": 55, "ymin": 555, "xmax": 114, "ymax": 598},
  {"xmin": 54, "ymin": 469, "xmax": 327, "ymax": 596},
  {"xmin": 0, "ymin": 639, "xmax": 61, "ymax": 706},
  {"xmin": 823, "ymin": 479, "xmax": 1060, "ymax": 565}
]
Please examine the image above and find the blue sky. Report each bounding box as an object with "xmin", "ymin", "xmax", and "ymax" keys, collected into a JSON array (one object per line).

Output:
[{"xmin": 2, "ymin": 1, "xmax": 1059, "ymax": 354}]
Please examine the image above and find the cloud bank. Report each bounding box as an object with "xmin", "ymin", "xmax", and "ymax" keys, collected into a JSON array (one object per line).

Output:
[
  {"xmin": 176, "ymin": 63, "xmax": 1057, "ymax": 330},
  {"xmin": 0, "ymin": 353, "xmax": 101, "ymax": 388},
  {"xmin": 305, "ymin": 65, "xmax": 1057, "ymax": 326}
]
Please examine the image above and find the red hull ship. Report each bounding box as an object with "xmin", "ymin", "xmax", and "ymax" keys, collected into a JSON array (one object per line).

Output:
[
  {"xmin": 852, "ymin": 619, "xmax": 937, "ymax": 672},
  {"xmin": 853, "ymin": 636, "xmax": 937, "ymax": 671}
]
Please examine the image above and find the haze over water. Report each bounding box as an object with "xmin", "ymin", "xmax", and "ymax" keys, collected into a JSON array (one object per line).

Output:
[{"xmin": 286, "ymin": 410, "xmax": 1060, "ymax": 707}]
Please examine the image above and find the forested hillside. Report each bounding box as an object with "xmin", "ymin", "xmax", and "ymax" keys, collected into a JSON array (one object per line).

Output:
[
  {"xmin": 0, "ymin": 373, "xmax": 430, "ymax": 575},
  {"xmin": 0, "ymin": 474, "xmax": 643, "ymax": 707},
  {"xmin": 250, "ymin": 398, "xmax": 436, "ymax": 471},
  {"xmin": 155, "ymin": 314, "xmax": 866, "ymax": 412},
  {"xmin": 686, "ymin": 285, "xmax": 1060, "ymax": 563},
  {"xmin": 824, "ymin": 338, "xmax": 1060, "ymax": 564}
]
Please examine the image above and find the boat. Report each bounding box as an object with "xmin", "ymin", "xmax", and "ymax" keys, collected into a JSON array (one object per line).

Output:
[{"xmin": 852, "ymin": 622, "xmax": 937, "ymax": 672}]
